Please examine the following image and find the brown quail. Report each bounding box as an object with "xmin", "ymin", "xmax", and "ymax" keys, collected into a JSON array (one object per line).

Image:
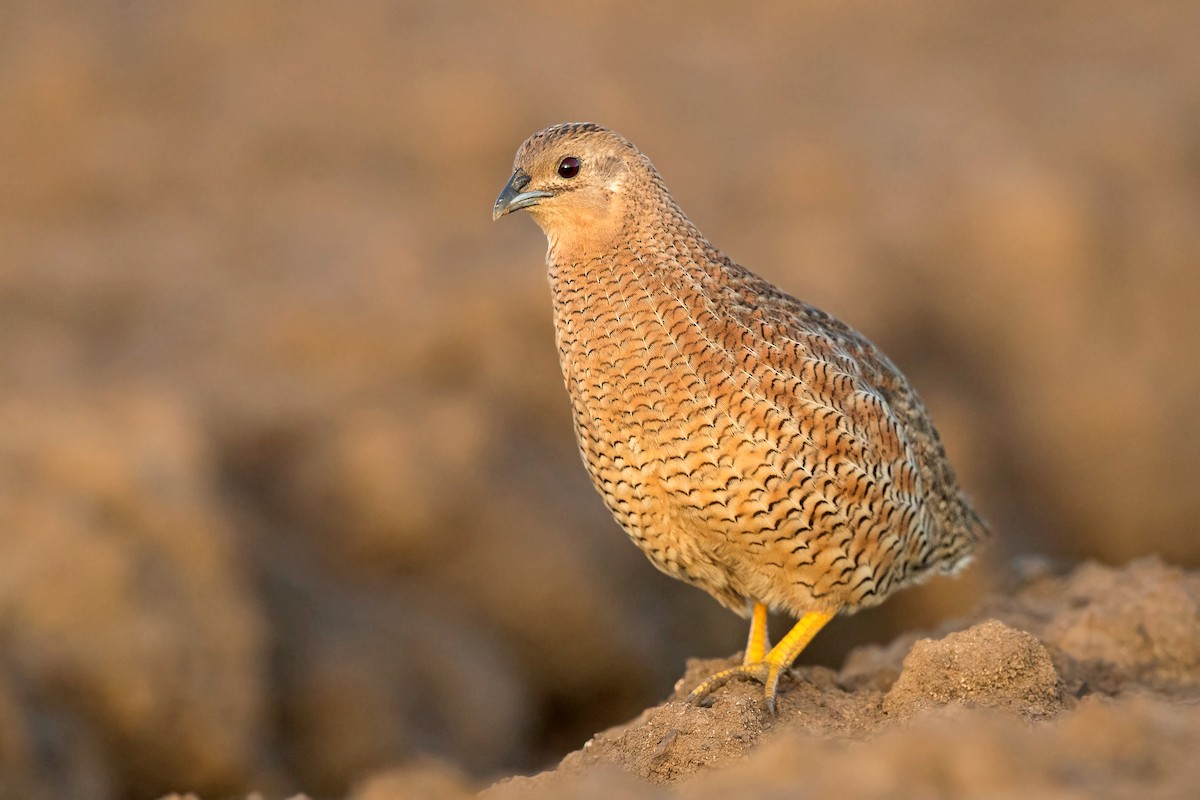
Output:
[{"xmin": 493, "ymin": 123, "xmax": 988, "ymax": 713}]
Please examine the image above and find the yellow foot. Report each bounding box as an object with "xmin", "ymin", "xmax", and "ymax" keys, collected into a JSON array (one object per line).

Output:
[
  {"xmin": 687, "ymin": 661, "xmax": 783, "ymax": 714},
  {"xmin": 687, "ymin": 608, "xmax": 837, "ymax": 714}
]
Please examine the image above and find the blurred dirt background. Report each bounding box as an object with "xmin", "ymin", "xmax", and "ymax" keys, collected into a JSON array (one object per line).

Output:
[{"xmin": 1, "ymin": 1, "xmax": 1197, "ymax": 798}]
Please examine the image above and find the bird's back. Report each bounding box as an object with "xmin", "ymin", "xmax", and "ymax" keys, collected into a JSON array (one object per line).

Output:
[{"xmin": 548, "ymin": 174, "xmax": 986, "ymax": 618}]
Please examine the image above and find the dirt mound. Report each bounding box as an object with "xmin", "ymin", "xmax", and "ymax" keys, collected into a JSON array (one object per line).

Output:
[
  {"xmin": 882, "ymin": 620, "xmax": 1062, "ymax": 718},
  {"xmin": 493, "ymin": 696, "xmax": 1200, "ymax": 800},
  {"xmin": 477, "ymin": 558, "xmax": 1199, "ymax": 800}
]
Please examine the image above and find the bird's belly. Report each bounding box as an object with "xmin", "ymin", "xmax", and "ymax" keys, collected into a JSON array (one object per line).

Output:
[
  {"xmin": 567, "ymin": 354, "xmax": 912, "ymax": 616},
  {"xmin": 568, "ymin": 356, "xmax": 821, "ymax": 612}
]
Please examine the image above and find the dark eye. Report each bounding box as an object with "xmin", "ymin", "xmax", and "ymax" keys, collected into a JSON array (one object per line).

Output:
[{"xmin": 557, "ymin": 156, "xmax": 581, "ymax": 178}]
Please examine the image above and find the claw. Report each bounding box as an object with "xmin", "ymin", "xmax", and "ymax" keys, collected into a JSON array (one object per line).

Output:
[
  {"xmin": 687, "ymin": 662, "xmax": 779, "ymax": 713},
  {"xmin": 685, "ymin": 609, "xmax": 837, "ymax": 714}
]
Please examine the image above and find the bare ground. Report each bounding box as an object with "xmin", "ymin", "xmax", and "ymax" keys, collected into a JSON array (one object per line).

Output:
[
  {"xmin": 472, "ymin": 557, "xmax": 1199, "ymax": 799},
  {"xmin": 166, "ymin": 557, "xmax": 1198, "ymax": 799}
]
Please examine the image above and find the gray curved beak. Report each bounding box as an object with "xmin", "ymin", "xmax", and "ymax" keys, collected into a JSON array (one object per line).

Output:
[{"xmin": 493, "ymin": 169, "xmax": 554, "ymax": 220}]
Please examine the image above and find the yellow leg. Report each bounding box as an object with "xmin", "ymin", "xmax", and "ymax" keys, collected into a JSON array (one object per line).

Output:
[
  {"xmin": 688, "ymin": 609, "xmax": 837, "ymax": 714},
  {"xmin": 743, "ymin": 602, "xmax": 770, "ymax": 665}
]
